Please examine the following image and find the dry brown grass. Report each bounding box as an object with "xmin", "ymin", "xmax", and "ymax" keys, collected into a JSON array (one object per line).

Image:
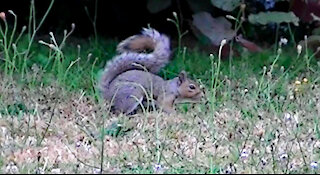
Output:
[{"xmin": 1, "ymin": 72, "xmax": 320, "ymax": 173}]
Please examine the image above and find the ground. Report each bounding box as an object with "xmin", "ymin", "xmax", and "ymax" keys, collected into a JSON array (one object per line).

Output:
[{"xmin": 1, "ymin": 36, "xmax": 320, "ymax": 173}]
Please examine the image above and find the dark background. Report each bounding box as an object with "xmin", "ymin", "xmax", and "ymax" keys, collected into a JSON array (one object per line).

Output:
[
  {"xmin": 0, "ymin": 0, "xmax": 188, "ymax": 39},
  {"xmin": 0, "ymin": 0, "xmax": 319, "ymax": 48}
]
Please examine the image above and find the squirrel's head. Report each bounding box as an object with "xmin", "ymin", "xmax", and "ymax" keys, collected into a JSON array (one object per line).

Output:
[{"xmin": 176, "ymin": 71, "xmax": 204, "ymax": 103}]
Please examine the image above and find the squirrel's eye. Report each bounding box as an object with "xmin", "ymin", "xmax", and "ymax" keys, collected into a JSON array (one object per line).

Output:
[{"xmin": 189, "ymin": 84, "xmax": 196, "ymax": 90}]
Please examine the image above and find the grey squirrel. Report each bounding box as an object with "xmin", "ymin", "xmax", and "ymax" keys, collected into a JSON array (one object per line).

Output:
[{"xmin": 99, "ymin": 28, "xmax": 203, "ymax": 115}]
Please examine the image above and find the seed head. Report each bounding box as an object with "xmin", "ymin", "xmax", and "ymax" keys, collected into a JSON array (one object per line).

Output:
[
  {"xmin": 8, "ymin": 10, "xmax": 15, "ymax": 16},
  {"xmin": 0, "ymin": 12, "xmax": 6, "ymax": 21},
  {"xmin": 38, "ymin": 40, "xmax": 45, "ymax": 45},
  {"xmin": 277, "ymin": 48, "xmax": 282, "ymax": 55},
  {"xmin": 226, "ymin": 15, "xmax": 236, "ymax": 20},
  {"xmin": 297, "ymin": 45, "xmax": 302, "ymax": 55},
  {"xmin": 172, "ymin": 12, "xmax": 177, "ymax": 19},
  {"xmin": 12, "ymin": 43, "xmax": 16, "ymax": 50},
  {"xmin": 49, "ymin": 44, "xmax": 56, "ymax": 49},
  {"xmin": 303, "ymin": 78, "xmax": 308, "ymax": 83},
  {"xmin": 280, "ymin": 66, "xmax": 284, "ymax": 72},
  {"xmin": 240, "ymin": 4, "xmax": 246, "ymax": 10},
  {"xmin": 263, "ymin": 66, "xmax": 267, "ymax": 71},
  {"xmin": 71, "ymin": 23, "xmax": 75, "ymax": 30},
  {"xmin": 221, "ymin": 39, "xmax": 227, "ymax": 46}
]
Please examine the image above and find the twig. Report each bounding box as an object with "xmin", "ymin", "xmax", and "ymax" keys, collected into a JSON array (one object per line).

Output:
[
  {"xmin": 64, "ymin": 143, "xmax": 100, "ymax": 169},
  {"xmin": 75, "ymin": 121, "xmax": 98, "ymax": 143},
  {"xmin": 37, "ymin": 100, "xmax": 58, "ymax": 146},
  {"xmin": 295, "ymin": 132, "xmax": 309, "ymax": 172}
]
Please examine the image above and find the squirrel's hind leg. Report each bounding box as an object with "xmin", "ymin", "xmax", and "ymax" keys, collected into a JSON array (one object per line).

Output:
[{"xmin": 112, "ymin": 86, "xmax": 145, "ymax": 115}]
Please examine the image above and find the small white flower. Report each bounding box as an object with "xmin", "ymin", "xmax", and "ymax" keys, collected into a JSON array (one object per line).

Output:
[
  {"xmin": 240, "ymin": 149, "xmax": 249, "ymax": 159},
  {"xmin": 84, "ymin": 143, "xmax": 92, "ymax": 151},
  {"xmin": 284, "ymin": 113, "xmax": 292, "ymax": 121},
  {"xmin": 5, "ymin": 162, "xmax": 19, "ymax": 174},
  {"xmin": 279, "ymin": 38, "xmax": 288, "ymax": 46},
  {"xmin": 311, "ymin": 161, "xmax": 318, "ymax": 169},
  {"xmin": 315, "ymin": 141, "xmax": 320, "ymax": 149},
  {"xmin": 261, "ymin": 158, "xmax": 267, "ymax": 166},
  {"xmin": 224, "ymin": 167, "xmax": 233, "ymax": 174},
  {"xmin": 244, "ymin": 89, "xmax": 248, "ymax": 93},
  {"xmin": 279, "ymin": 153, "xmax": 288, "ymax": 160},
  {"xmin": 153, "ymin": 163, "xmax": 163, "ymax": 172},
  {"xmin": 51, "ymin": 168, "xmax": 61, "ymax": 173},
  {"xmin": 76, "ymin": 141, "xmax": 81, "ymax": 148},
  {"xmin": 93, "ymin": 168, "xmax": 101, "ymax": 174}
]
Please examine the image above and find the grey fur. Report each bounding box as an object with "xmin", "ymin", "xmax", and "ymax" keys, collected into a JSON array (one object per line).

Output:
[{"xmin": 99, "ymin": 28, "xmax": 203, "ymax": 114}]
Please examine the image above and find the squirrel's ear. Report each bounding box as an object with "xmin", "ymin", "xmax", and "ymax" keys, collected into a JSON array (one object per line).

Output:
[{"xmin": 178, "ymin": 71, "xmax": 187, "ymax": 85}]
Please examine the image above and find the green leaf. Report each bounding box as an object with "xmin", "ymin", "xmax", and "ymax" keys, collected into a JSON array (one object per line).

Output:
[
  {"xmin": 248, "ymin": 11, "xmax": 299, "ymax": 26},
  {"xmin": 211, "ymin": 0, "xmax": 241, "ymax": 12},
  {"xmin": 147, "ymin": 0, "xmax": 172, "ymax": 14}
]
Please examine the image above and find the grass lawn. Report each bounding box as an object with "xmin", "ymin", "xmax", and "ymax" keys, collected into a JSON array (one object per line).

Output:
[{"xmin": 1, "ymin": 27, "xmax": 320, "ymax": 174}]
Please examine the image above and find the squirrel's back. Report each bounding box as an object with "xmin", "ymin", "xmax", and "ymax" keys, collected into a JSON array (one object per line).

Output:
[{"xmin": 99, "ymin": 28, "xmax": 171, "ymax": 98}]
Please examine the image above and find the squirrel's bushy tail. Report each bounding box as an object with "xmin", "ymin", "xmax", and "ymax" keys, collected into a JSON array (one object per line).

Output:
[{"xmin": 99, "ymin": 28, "xmax": 171, "ymax": 95}]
